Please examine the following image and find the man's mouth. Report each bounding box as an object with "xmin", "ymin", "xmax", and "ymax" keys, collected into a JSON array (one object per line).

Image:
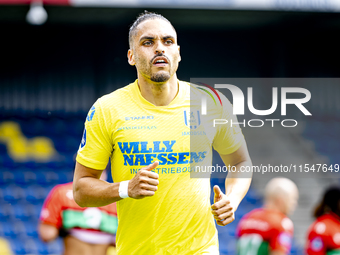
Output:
[{"xmin": 152, "ymin": 56, "xmax": 169, "ymax": 66}]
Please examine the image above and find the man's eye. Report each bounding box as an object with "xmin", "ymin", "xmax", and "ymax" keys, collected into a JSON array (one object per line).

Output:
[
  {"xmin": 165, "ymin": 40, "xmax": 173, "ymax": 45},
  {"xmin": 143, "ymin": 41, "xmax": 152, "ymax": 46}
]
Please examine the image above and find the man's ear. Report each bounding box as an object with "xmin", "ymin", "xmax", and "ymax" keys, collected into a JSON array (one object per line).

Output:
[
  {"xmin": 178, "ymin": 45, "xmax": 181, "ymax": 62},
  {"xmin": 127, "ymin": 49, "xmax": 136, "ymax": 66}
]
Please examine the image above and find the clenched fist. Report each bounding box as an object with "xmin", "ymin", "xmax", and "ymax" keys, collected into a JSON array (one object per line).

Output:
[
  {"xmin": 211, "ymin": 185, "xmax": 235, "ymax": 226},
  {"xmin": 128, "ymin": 161, "xmax": 159, "ymax": 199}
]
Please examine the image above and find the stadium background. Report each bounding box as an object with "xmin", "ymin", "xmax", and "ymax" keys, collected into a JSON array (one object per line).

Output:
[{"xmin": 1, "ymin": 1, "xmax": 340, "ymax": 254}]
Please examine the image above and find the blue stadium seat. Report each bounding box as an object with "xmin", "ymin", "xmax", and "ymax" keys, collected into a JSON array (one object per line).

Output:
[
  {"xmin": 0, "ymin": 143, "xmax": 7, "ymax": 154},
  {"xmin": 45, "ymin": 160, "xmax": 66, "ymax": 170},
  {"xmin": 36, "ymin": 240, "xmax": 49, "ymax": 255},
  {"xmin": 23, "ymin": 238, "xmax": 39, "ymax": 254},
  {"xmin": 64, "ymin": 154, "xmax": 76, "ymax": 169},
  {"xmin": 21, "ymin": 118, "xmax": 46, "ymax": 137},
  {"xmin": 24, "ymin": 160, "xmax": 41, "ymax": 170},
  {"xmin": 0, "ymin": 204, "xmax": 15, "ymax": 222},
  {"xmin": 26, "ymin": 185, "xmax": 50, "ymax": 204},
  {"xmin": 218, "ymin": 221, "xmax": 238, "ymax": 237},
  {"xmin": 3, "ymin": 185, "xmax": 25, "ymax": 203},
  {"xmin": 216, "ymin": 225, "xmax": 230, "ymax": 237},
  {"xmin": 219, "ymin": 237, "xmax": 237, "ymax": 255},
  {"xmin": 36, "ymin": 170, "xmax": 59, "ymax": 186},
  {"xmin": 243, "ymin": 187, "xmax": 262, "ymax": 206},
  {"xmin": 54, "ymin": 135, "xmax": 79, "ymax": 153},
  {"xmin": 14, "ymin": 171, "xmax": 37, "ymax": 186},
  {"xmin": 0, "ymin": 223, "xmax": 4, "ymax": 236},
  {"xmin": 15, "ymin": 222, "xmax": 28, "ymax": 239},
  {"xmin": 25, "ymin": 221, "xmax": 39, "ymax": 238},
  {"xmin": 9, "ymin": 239, "xmax": 26, "ymax": 255},
  {"xmin": 14, "ymin": 203, "xmax": 37, "ymax": 221},
  {"xmin": 33, "ymin": 203, "xmax": 44, "ymax": 219},
  {"xmin": 0, "ymin": 188, "xmax": 4, "ymax": 202},
  {"xmin": 0, "ymin": 171, "xmax": 15, "ymax": 185},
  {"xmin": 66, "ymin": 119, "xmax": 84, "ymax": 136},
  {"xmin": 45, "ymin": 238, "xmax": 63, "ymax": 254},
  {"xmin": 0, "ymin": 155, "xmax": 17, "ymax": 168},
  {"xmin": 58, "ymin": 170, "xmax": 74, "ymax": 184},
  {"xmin": 2, "ymin": 221, "xmax": 26, "ymax": 238},
  {"xmin": 47, "ymin": 118, "xmax": 67, "ymax": 136}
]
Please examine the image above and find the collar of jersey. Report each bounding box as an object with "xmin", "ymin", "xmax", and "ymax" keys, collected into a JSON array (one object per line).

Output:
[{"xmin": 131, "ymin": 79, "xmax": 187, "ymax": 109}]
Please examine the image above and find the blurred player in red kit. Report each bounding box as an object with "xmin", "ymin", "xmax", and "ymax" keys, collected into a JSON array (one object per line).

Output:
[
  {"xmin": 38, "ymin": 170, "xmax": 118, "ymax": 255},
  {"xmin": 306, "ymin": 186, "xmax": 340, "ymax": 255},
  {"xmin": 236, "ymin": 177, "xmax": 299, "ymax": 255}
]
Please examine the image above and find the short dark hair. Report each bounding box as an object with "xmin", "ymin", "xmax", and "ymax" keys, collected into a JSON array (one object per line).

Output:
[{"xmin": 129, "ymin": 10, "xmax": 175, "ymax": 48}]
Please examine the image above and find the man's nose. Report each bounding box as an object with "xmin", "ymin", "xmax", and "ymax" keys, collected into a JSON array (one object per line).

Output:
[{"xmin": 154, "ymin": 41, "xmax": 165, "ymax": 54}]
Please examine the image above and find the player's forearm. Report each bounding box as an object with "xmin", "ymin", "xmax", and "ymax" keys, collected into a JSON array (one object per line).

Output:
[
  {"xmin": 225, "ymin": 160, "xmax": 252, "ymax": 211},
  {"xmin": 73, "ymin": 178, "xmax": 122, "ymax": 207},
  {"xmin": 38, "ymin": 223, "xmax": 59, "ymax": 242}
]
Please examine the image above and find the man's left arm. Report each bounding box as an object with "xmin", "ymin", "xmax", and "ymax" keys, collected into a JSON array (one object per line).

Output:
[{"xmin": 211, "ymin": 141, "xmax": 252, "ymax": 226}]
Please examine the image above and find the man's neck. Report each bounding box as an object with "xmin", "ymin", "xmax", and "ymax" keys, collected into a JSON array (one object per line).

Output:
[{"xmin": 137, "ymin": 74, "xmax": 179, "ymax": 106}]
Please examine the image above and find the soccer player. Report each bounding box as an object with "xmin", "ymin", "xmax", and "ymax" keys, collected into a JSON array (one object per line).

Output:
[
  {"xmin": 305, "ymin": 186, "xmax": 340, "ymax": 255},
  {"xmin": 236, "ymin": 177, "xmax": 299, "ymax": 255},
  {"xmin": 73, "ymin": 11, "xmax": 253, "ymax": 254},
  {"xmin": 39, "ymin": 170, "xmax": 118, "ymax": 255}
]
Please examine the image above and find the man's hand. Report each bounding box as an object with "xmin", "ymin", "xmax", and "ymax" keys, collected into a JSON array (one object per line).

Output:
[
  {"xmin": 211, "ymin": 185, "xmax": 235, "ymax": 226},
  {"xmin": 128, "ymin": 161, "xmax": 159, "ymax": 199}
]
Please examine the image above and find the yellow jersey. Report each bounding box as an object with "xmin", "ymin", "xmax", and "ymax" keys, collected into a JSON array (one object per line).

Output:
[
  {"xmin": 0, "ymin": 238, "xmax": 13, "ymax": 255},
  {"xmin": 76, "ymin": 80, "xmax": 244, "ymax": 255}
]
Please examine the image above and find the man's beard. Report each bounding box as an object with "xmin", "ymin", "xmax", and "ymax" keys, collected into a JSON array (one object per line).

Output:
[{"xmin": 150, "ymin": 72, "xmax": 171, "ymax": 83}]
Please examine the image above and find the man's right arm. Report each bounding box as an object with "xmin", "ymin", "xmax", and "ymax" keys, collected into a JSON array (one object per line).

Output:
[
  {"xmin": 73, "ymin": 161, "xmax": 159, "ymax": 207},
  {"xmin": 73, "ymin": 162, "xmax": 121, "ymax": 207}
]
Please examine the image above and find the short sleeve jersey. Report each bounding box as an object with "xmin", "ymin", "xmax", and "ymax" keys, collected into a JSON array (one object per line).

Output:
[
  {"xmin": 236, "ymin": 208, "xmax": 294, "ymax": 255},
  {"xmin": 306, "ymin": 213, "xmax": 340, "ymax": 255},
  {"xmin": 40, "ymin": 182, "xmax": 118, "ymax": 235},
  {"xmin": 76, "ymin": 80, "xmax": 245, "ymax": 255}
]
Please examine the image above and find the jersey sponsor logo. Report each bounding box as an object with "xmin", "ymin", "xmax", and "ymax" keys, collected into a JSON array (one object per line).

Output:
[
  {"xmin": 83, "ymin": 208, "xmax": 102, "ymax": 229},
  {"xmin": 130, "ymin": 166, "xmax": 195, "ymax": 174},
  {"xmin": 184, "ymin": 110, "xmax": 201, "ymax": 129},
  {"xmin": 310, "ymin": 237, "xmax": 324, "ymax": 251},
  {"xmin": 117, "ymin": 125, "xmax": 157, "ymax": 131},
  {"xmin": 239, "ymin": 219, "xmax": 269, "ymax": 231},
  {"xmin": 80, "ymin": 128, "xmax": 86, "ymax": 148},
  {"xmin": 278, "ymin": 232, "xmax": 292, "ymax": 248},
  {"xmin": 125, "ymin": 116, "xmax": 154, "ymax": 121},
  {"xmin": 86, "ymin": 106, "xmax": 96, "ymax": 121},
  {"xmin": 119, "ymin": 140, "xmax": 176, "ymax": 154},
  {"xmin": 118, "ymin": 140, "xmax": 207, "ymax": 166}
]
